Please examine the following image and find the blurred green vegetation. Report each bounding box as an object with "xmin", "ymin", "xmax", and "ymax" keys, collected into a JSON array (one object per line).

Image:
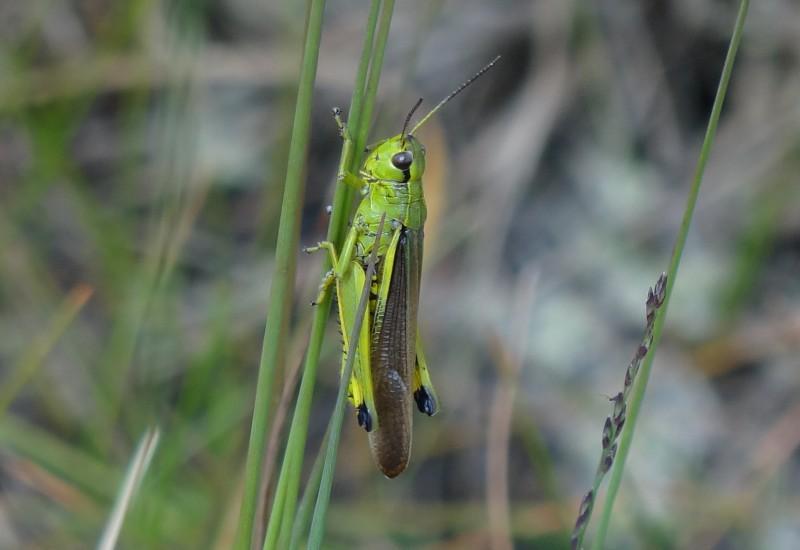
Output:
[{"xmin": 1, "ymin": 1, "xmax": 799, "ymax": 549}]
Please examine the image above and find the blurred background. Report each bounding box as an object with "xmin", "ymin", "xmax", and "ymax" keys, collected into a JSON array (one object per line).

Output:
[{"xmin": 2, "ymin": 0, "xmax": 800, "ymax": 548}]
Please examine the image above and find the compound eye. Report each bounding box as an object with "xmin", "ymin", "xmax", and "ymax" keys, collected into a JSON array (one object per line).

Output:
[{"xmin": 391, "ymin": 151, "xmax": 413, "ymax": 170}]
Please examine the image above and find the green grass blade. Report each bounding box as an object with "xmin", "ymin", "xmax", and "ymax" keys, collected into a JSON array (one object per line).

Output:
[
  {"xmin": 234, "ymin": 0, "xmax": 329, "ymax": 547},
  {"xmin": 288, "ymin": 430, "xmax": 328, "ymax": 550},
  {"xmin": 276, "ymin": 4, "xmax": 397, "ymax": 545},
  {"xmin": 349, "ymin": 0, "xmax": 397, "ymax": 166},
  {"xmin": 588, "ymin": 1, "xmax": 751, "ymax": 548},
  {"xmin": 329, "ymin": 0, "xmax": 383, "ymax": 237},
  {"xmin": 260, "ymin": 1, "xmax": 394, "ymax": 548},
  {"xmin": 570, "ymin": 275, "xmax": 667, "ymax": 549},
  {"xmin": 307, "ymin": 213, "xmax": 386, "ymax": 549}
]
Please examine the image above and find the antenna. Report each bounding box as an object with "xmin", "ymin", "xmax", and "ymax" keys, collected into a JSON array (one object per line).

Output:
[
  {"xmin": 409, "ymin": 55, "xmax": 501, "ymax": 135},
  {"xmin": 401, "ymin": 97, "xmax": 424, "ymax": 137}
]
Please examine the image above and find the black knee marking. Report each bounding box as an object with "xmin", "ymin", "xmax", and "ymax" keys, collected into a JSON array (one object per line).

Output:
[
  {"xmin": 414, "ymin": 387, "xmax": 436, "ymax": 416},
  {"xmin": 357, "ymin": 403, "xmax": 373, "ymax": 432}
]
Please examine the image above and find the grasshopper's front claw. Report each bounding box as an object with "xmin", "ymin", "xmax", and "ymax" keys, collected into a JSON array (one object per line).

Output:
[{"xmin": 304, "ymin": 240, "xmax": 334, "ymax": 255}]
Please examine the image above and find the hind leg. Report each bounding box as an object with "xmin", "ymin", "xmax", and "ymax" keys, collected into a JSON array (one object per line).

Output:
[{"xmin": 413, "ymin": 332, "xmax": 439, "ymax": 416}]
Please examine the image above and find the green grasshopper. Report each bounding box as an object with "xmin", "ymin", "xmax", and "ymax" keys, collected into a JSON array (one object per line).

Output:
[{"xmin": 305, "ymin": 57, "xmax": 499, "ymax": 477}]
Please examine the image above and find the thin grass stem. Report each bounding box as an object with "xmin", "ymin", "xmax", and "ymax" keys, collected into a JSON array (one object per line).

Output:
[
  {"xmin": 588, "ymin": 1, "xmax": 750, "ymax": 547},
  {"xmin": 349, "ymin": 0, "xmax": 397, "ymax": 166},
  {"xmin": 571, "ymin": 275, "xmax": 667, "ymax": 549},
  {"xmin": 234, "ymin": 0, "xmax": 328, "ymax": 546},
  {"xmin": 288, "ymin": 429, "xmax": 329, "ymax": 550}
]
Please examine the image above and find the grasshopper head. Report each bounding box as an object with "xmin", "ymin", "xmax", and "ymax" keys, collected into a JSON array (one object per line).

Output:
[
  {"xmin": 362, "ymin": 134, "xmax": 426, "ymax": 183},
  {"xmin": 360, "ymin": 56, "xmax": 500, "ymax": 186}
]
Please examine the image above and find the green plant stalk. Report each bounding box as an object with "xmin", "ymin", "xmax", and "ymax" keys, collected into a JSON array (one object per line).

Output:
[
  {"xmin": 314, "ymin": 0, "xmax": 382, "ymax": 256},
  {"xmin": 590, "ymin": 1, "xmax": 750, "ymax": 548},
  {"xmin": 288, "ymin": 430, "xmax": 328, "ymax": 550},
  {"xmin": 307, "ymin": 213, "xmax": 386, "ymax": 549},
  {"xmin": 234, "ymin": 0, "xmax": 328, "ymax": 547},
  {"xmin": 348, "ymin": 0, "xmax": 397, "ymax": 175},
  {"xmin": 270, "ymin": 0, "xmax": 398, "ymax": 541},
  {"xmin": 570, "ymin": 274, "xmax": 666, "ymax": 550},
  {"xmin": 260, "ymin": 1, "xmax": 389, "ymax": 548}
]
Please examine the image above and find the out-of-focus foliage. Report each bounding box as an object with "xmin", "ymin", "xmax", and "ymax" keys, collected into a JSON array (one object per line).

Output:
[{"xmin": 1, "ymin": 0, "xmax": 799, "ymax": 548}]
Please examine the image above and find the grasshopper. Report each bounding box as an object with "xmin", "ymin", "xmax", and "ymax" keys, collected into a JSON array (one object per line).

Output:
[{"xmin": 305, "ymin": 57, "xmax": 499, "ymax": 477}]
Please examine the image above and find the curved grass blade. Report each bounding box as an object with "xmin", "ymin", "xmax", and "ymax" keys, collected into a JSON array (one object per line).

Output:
[{"xmin": 582, "ymin": 2, "xmax": 751, "ymax": 547}]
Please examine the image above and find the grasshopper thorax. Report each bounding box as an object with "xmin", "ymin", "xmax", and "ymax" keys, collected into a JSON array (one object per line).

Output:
[{"xmin": 362, "ymin": 134, "xmax": 426, "ymax": 184}]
